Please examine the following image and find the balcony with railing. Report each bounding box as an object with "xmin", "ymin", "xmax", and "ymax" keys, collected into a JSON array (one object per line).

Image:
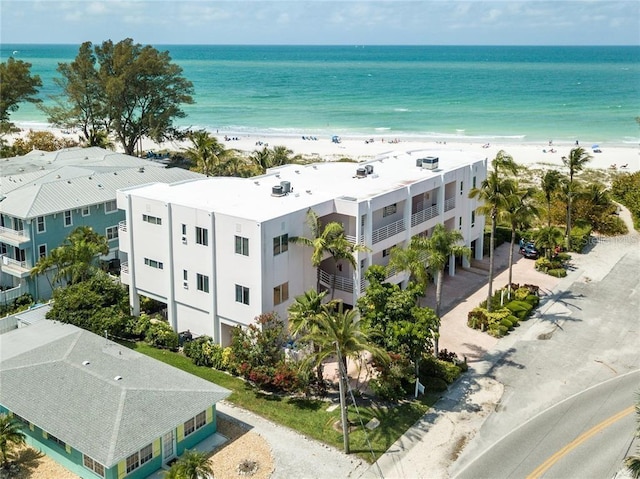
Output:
[
  {"xmin": 411, "ymin": 204, "xmax": 439, "ymax": 227},
  {"xmin": 0, "ymin": 256, "xmax": 30, "ymax": 277},
  {"xmin": 319, "ymin": 269, "xmax": 354, "ymax": 293},
  {"xmin": 0, "ymin": 226, "xmax": 30, "ymax": 246},
  {"xmin": 444, "ymin": 197, "xmax": 456, "ymax": 212},
  {"xmin": 372, "ymin": 218, "xmax": 406, "ymax": 244},
  {"xmin": 0, "ymin": 283, "xmax": 26, "ymax": 305},
  {"xmin": 120, "ymin": 261, "xmax": 130, "ymax": 284},
  {"xmin": 345, "ymin": 234, "xmax": 365, "ymax": 245},
  {"xmin": 119, "ymin": 220, "xmax": 127, "ymax": 233}
]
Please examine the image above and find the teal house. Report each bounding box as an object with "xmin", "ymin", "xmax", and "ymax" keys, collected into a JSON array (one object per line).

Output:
[
  {"xmin": 0, "ymin": 319, "xmax": 230, "ymax": 478},
  {"xmin": 0, "ymin": 147, "xmax": 204, "ymax": 305}
]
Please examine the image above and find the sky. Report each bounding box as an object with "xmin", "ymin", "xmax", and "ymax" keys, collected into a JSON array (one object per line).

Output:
[{"xmin": 1, "ymin": 0, "xmax": 639, "ymax": 46}]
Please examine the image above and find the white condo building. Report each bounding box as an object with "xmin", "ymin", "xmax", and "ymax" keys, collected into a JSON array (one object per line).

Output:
[{"xmin": 117, "ymin": 148, "xmax": 487, "ymax": 345}]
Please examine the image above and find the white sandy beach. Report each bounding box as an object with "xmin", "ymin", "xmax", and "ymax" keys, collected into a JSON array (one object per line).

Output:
[{"xmin": 11, "ymin": 124, "xmax": 640, "ymax": 173}]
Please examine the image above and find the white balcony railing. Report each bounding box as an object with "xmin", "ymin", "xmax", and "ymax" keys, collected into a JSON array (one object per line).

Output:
[
  {"xmin": 444, "ymin": 197, "xmax": 456, "ymax": 212},
  {"xmin": 372, "ymin": 218, "xmax": 406, "ymax": 244},
  {"xmin": 411, "ymin": 204, "xmax": 439, "ymax": 227},
  {"xmin": 119, "ymin": 220, "xmax": 127, "ymax": 233},
  {"xmin": 319, "ymin": 269, "xmax": 354, "ymax": 293},
  {"xmin": 0, "ymin": 284, "xmax": 26, "ymax": 305},
  {"xmin": 345, "ymin": 234, "xmax": 365, "ymax": 245},
  {"xmin": 121, "ymin": 262, "xmax": 129, "ymax": 275},
  {"xmin": 0, "ymin": 226, "xmax": 29, "ymax": 243}
]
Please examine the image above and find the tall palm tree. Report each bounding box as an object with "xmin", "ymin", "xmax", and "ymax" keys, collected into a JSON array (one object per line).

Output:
[
  {"xmin": 469, "ymin": 154, "xmax": 518, "ymax": 311},
  {"xmin": 250, "ymin": 146, "xmax": 273, "ymax": 174},
  {"xmin": 184, "ymin": 130, "xmax": 232, "ymax": 177},
  {"xmin": 0, "ymin": 414, "xmax": 26, "ymax": 469},
  {"xmin": 534, "ymin": 226, "xmax": 564, "ymax": 259},
  {"xmin": 562, "ymin": 147, "xmax": 592, "ymax": 248},
  {"xmin": 414, "ymin": 223, "xmax": 470, "ymax": 354},
  {"xmin": 290, "ymin": 209, "xmax": 368, "ymax": 299},
  {"xmin": 540, "ymin": 169, "xmax": 563, "ymax": 229},
  {"xmin": 502, "ymin": 187, "xmax": 539, "ymax": 293},
  {"xmin": 164, "ymin": 450, "xmax": 213, "ymax": 479},
  {"xmin": 304, "ymin": 307, "xmax": 387, "ymax": 454}
]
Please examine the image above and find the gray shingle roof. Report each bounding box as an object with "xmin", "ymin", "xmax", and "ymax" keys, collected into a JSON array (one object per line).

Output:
[
  {"xmin": 0, "ymin": 147, "xmax": 204, "ymax": 218},
  {"xmin": 0, "ymin": 320, "xmax": 230, "ymax": 467}
]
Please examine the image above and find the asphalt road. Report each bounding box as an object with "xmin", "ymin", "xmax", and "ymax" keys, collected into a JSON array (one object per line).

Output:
[{"xmin": 450, "ymin": 242, "xmax": 640, "ymax": 479}]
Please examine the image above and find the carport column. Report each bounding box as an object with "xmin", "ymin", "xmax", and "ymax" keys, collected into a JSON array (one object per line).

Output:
[
  {"xmin": 166, "ymin": 202, "xmax": 177, "ymax": 331},
  {"xmin": 448, "ymin": 253, "xmax": 456, "ymax": 277}
]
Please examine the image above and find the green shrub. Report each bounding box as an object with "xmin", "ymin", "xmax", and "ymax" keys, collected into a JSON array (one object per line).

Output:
[
  {"xmin": 419, "ymin": 355, "xmax": 462, "ymax": 385},
  {"xmin": 145, "ymin": 320, "xmax": 179, "ymax": 350},
  {"xmin": 548, "ymin": 268, "xmax": 567, "ymax": 278},
  {"xmin": 422, "ymin": 376, "xmax": 449, "ymax": 392},
  {"xmin": 500, "ymin": 318, "xmax": 514, "ymax": 329},
  {"xmin": 183, "ymin": 336, "xmax": 225, "ymax": 369},
  {"xmin": 555, "ymin": 252, "xmax": 572, "ymax": 262},
  {"xmin": 370, "ymin": 353, "xmax": 414, "ymax": 401},
  {"xmin": 505, "ymin": 300, "xmax": 533, "ymax": 320},
  {"xmin": 507, "ymin": 315, "xmax": 520, "ymax": 326},
  {"xmin": 525, "ymin": 295, "xmax": 540, "ymax": 307},
  {"xmin": 568, "ymin": 224, "xmax": 592, "ymax": 253}
]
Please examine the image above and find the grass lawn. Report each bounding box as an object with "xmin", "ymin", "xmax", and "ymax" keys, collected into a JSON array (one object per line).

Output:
[{"xmin": 125, "ymin": 341, "xmax": 439, "ymax": 462}]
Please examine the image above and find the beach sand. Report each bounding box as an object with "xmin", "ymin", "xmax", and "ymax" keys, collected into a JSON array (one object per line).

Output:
[{"xmin": 10, "ymin": 125, "xmax": 640, "ymax": 173}]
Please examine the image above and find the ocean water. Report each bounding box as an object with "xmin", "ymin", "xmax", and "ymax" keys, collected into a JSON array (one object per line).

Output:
[{"xmin": 2, "ymin": 44, "xmax": 639, "ymax": 146}]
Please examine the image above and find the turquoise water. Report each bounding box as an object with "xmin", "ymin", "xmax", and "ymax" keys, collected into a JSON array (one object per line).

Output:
[{"xmin": 2, "ymin": 44, "xmax": 639, "ymax": 145}]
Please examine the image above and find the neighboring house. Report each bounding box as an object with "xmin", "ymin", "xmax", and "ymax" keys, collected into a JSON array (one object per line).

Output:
[
  {"xmin": 0, "ymin": 316, "xmax": 230, "ymax": 479},
  {"xmin": 117, "ymin": 148, "xmax": 487, "ymax": 345},
  {"xmin": 0, "ymin": 147, "xmax": 205, "ymax": 304}
]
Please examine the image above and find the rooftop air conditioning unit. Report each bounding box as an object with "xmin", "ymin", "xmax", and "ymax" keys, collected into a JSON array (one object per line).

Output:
[
  {"xmin": 416, "ymin": 158, "xmax": 424, "ymax": 168},
  {"xmin": 421, "ymin": 156, "xmax": 439, "ymax": 170},
  {"xmin": 271, "ymin": 185, "xmax": 285, "ymax": 197},
  {"xmin": 280, "ymin": 180, "xmax": 291, "ymax": 194},
  {"xmin": 356, "ymin": 167, "xmax": 367, "ymax": 178},
  {"xmin": 364, "ymin": 165, "xmax": 374, "ymax": 175}
]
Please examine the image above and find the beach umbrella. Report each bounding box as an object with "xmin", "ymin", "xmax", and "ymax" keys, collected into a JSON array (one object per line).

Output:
[{"xmin": 591, "ymin": 144, "xmax": 599, "ymax": 149}]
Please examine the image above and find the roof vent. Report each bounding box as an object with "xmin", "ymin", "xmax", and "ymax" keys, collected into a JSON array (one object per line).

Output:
[
  {"xmin": 271, "ymin": 185, "xmax": 285, "ymax": 197},
  {"xmin": 416, "ymin": 158, "xmax": 424, "ymax": 168},
  {"xmin": 365, "ymin": 165, "xmax": 374, "ymax": 175},
  {"xmin": 40, "ymin": 166, "xmax": 45, "ymax": 170},
  {"xmin": 280, "ymin": 181, "xmax": 291, "ymax": 194},
  {"xmin": 82, "ymin": 360, "xmax": 90, "ymax": 366},
  {"xmin": 355, "ymin": 167, "xmax": 367, "ymax": 178},
  {"xmin": 254, "ymin": 181, "xmax": 260, "ymax": 186},
  {"xmin": 114, "ymin": 376, "xmax": 123, "ymax": 381},
  {"xmin": 138, "ymin": 167, "xmax": 145, "ymax": 173}
]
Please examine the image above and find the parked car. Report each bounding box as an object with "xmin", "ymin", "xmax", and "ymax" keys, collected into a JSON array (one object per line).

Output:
[{"xmin": 519, "ymin": 241, "xmax": 539, "ymax": 259}]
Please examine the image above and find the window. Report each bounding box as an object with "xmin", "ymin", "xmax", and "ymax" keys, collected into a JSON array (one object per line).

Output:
[
  {"xmin": 181, "ymin": 224, "xmax": 187, "ymax": 235},
  {"xmin": 184, "ymin": 417, "xmax": 196, "ymax": 437},
  {"xmin": 197, "ymin": 273, "xmax": 209, "ymax": 293},
  {"xmin": 126, "ymin": 452, "xmax": 140, "ymax": 473},
  {"xmin": 383, "ymin": 204, "xmax": 397, "ymax": 217},
  {"xmin": 459, "ymin": 217, "xmax": 463, "ymax": 229},
  {"xmin": 195, "ymin": 411, "xmax": 207, "ymax": 430},
  {"xmin": 183, "ymin": 270, "xmax": 188, "ymax": 281},
  {"xmin": 273, "ymin": 234, "xmax": 288, "ymax": 256},
  {"xmin": 472, "ymin": 176, "xmax": 477, "ymax": 189},
  {"xmin": 235, "ymin": 284, "xmax": 250, "ymax": 305},
  {"xmin": 471, "ymin": 211, "xmax": 476, "ymax": 227},
  {"xmin": 104, "ymin": 200, "xmax": 117, "ymax": 213},
  {"xmin": 48, "ymin": 433, "xmax": 66, "ymax": 449},
  {"xmin": 144, "ymin": 258, "xmax": 164, "ymax": 269},
  {"xmin": 84, "ymin": 455, "xmax": 105, "ymax": 478},
  {"xmin": 235, "ymin": 235, "xmax": 249, "ymax": 256},
  {"xmin": 64, "ymin": 210, "xmax": 73, "ymax": 227},
  {"xmin": 36, "ymin": 216, "xmax": 46, "ymax": 233},
  {"xmin": 142, "ymin": 214, "xmax": 162, "ymax": 225},
  {"xmin": 460, "ymin": 181, "xmax": 464, "ymax": 195},
  {"xmin": 196, "ymin": 227, "xmax": 208, "ymax": 246},
  {"xmin": 106, "ymin": 226, "xmax": 118, "ymax": 241},
  {"xmin": 38, "ymin": 244, "xmax": 47, "ymax": 258},
  {"xmin": 82, "ymin": 206, "xmax": 91, "ymax": 217},
  {"xmin": 139, "ymin": 444, "xmax": 153, "ymax": 465},
  {"xmin": 273, "ymin": 282, "xmax": 289, "ymax": 305},
  {"xmin": 382, "ymin": 247, "xmax": 393, "ymax": 257}
]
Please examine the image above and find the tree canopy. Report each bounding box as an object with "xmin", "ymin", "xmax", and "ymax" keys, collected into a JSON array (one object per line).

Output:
[
  {"xmin": 0, "ymin": 57, "xmax": 42, "ymax": 135},
  {"xmin": 43, "ymin": 39, "xmax": 194, "ymax": 155}
]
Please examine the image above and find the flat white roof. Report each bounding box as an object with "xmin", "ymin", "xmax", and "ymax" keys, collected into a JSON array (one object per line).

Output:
[{"xmin": 124, "ymin": 149, "xmax": 486, "ymax": 221}]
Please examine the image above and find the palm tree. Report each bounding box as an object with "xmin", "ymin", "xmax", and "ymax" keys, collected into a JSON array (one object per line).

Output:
[
  {"xmin": 290, "ymin": 209, "xmax": 368, "ymax": 299},
  {"xmin": 184, "ymin": 130, "xmax": 233, "ymax": 177},
  {"xmin": 534, "ymin": 226, "xmax": 564, "ymax": 259},
  {"xmin": 562, "ymin": 147, "xmax": 592, "ymax": 248},
  {"xmin": 386, "ymin": 241, "xmax": 430, "ymax": 297},
  {"xmin": 414, "ymin": 223, "xmax": 470, "ymax": 355},
  {"xmin": 164, "ymin": 450, "xmax": 213, "ymax": 479},
  {"xmin": 0, "ymin": 414, "xmax": 26, "ymax": 469},
  {"xmin": 502, "ymin": 187, "xmax": 539, "ymax": 293},
  {"xmin": 540, "ymin": 169, "xmax": 563, "ymax": 229},
  {"xmin": 469, "ymin": 154, "xmax": 518, "ymax": 311},
  {"xmin": 31, "ymin": 225, "xmax": 109, "ymax": 286},
  {"xmin": 250, "ymin": 146, "xmax": 273, "ymax": 174},
  {"xmin": 304, "ymin": 307, "xmax": 387, "ymax": 454}
]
